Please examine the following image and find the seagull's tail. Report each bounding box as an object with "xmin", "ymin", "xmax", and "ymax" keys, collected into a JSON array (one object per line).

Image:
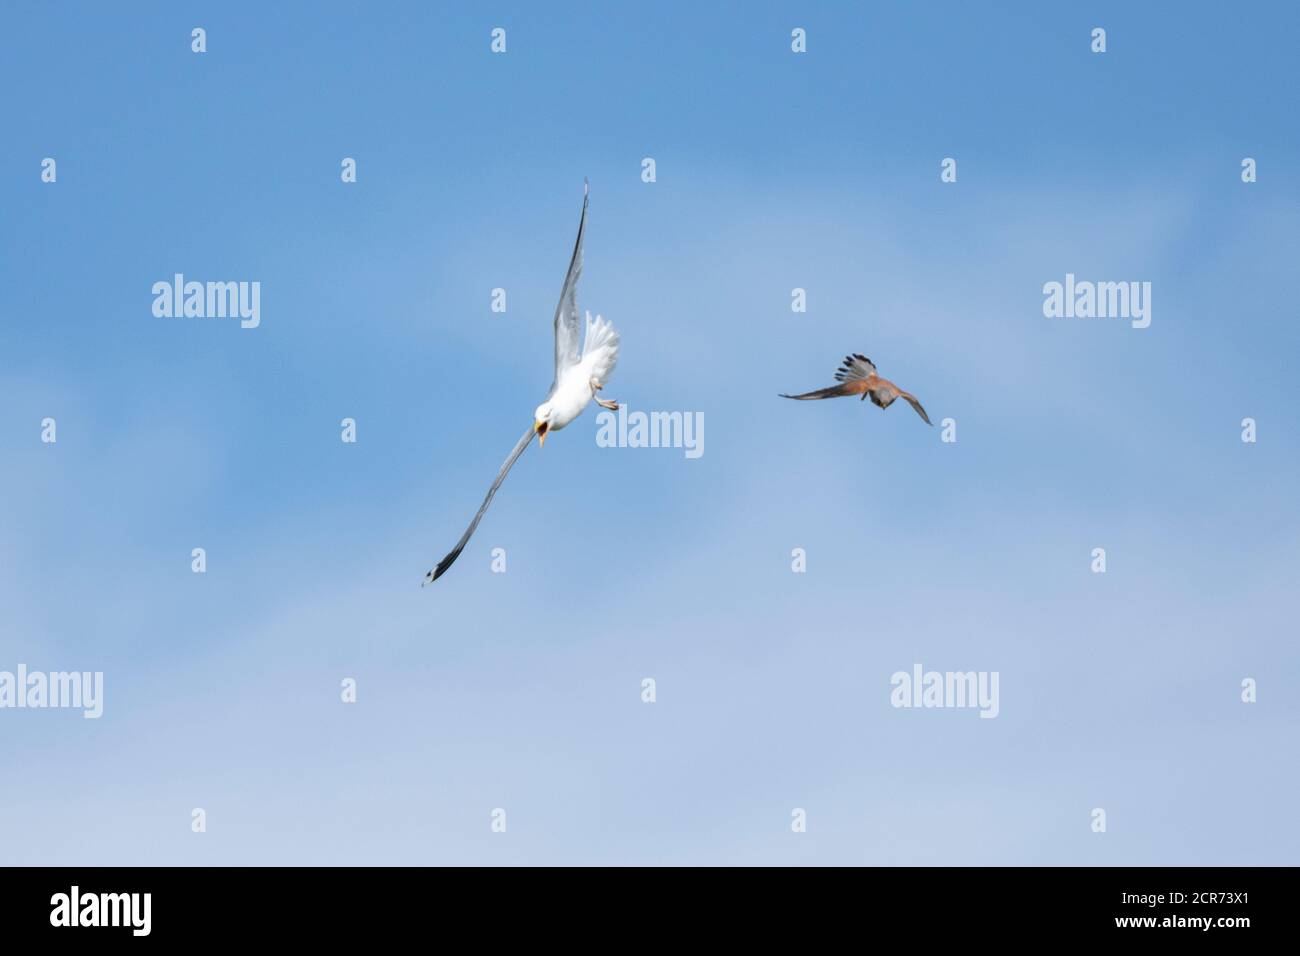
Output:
[{"xmin": 582, "ymin": 311, "xmax": 619, "ymax": 383}]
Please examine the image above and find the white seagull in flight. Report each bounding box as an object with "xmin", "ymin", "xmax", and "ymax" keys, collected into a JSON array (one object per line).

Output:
[{"xmin": 425, "ymin": 182, "xmax": 619, "ymax": 585}]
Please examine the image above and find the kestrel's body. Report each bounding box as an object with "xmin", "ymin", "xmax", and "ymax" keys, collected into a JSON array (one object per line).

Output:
[{"xmin": 780, "ymin": 354, "xmax": 932, "ymax": 425}]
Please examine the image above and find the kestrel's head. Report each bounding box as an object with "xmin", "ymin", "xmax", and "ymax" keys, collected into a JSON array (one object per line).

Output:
[{"xmin": 533, "ymin": 402, "xmax": 553, "ymax": 448}]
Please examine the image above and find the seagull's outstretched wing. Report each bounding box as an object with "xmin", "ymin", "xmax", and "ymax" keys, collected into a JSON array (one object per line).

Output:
[
  {"xmin": 549, "ymin": 181, "xmax": 588, "ymax": 396},
  {"xmin": 425, "ymin": 425, "xmax": 536, "ymax": 585}
]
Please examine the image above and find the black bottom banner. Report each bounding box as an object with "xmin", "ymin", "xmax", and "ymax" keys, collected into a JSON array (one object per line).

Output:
[{"xmin": 0, "ymin": 865, "xmax": 1282, "ymax": 942}]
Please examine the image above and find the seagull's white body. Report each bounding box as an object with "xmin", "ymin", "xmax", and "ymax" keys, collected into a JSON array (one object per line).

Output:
[
  {"xmin": 535, "ymin": 311, "xmax": 619, "ymax": 436},
  {"xmin": 425, "ymin": 183, "xmax": 618, "ymax": 585},
  {"xmin": 545, "ymin": 373, "xmax": 594, "ymax": 432}
]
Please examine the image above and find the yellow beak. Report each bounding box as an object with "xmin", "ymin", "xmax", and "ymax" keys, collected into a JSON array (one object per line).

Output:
[{"xmin": 535, "ymin": 420, "xmax": 547, "ymax": 448}]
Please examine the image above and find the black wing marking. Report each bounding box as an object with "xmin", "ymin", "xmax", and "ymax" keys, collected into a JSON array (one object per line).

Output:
[{"xmin": 424, "ymin": 425, "xmax": 536, "ymax": 585}]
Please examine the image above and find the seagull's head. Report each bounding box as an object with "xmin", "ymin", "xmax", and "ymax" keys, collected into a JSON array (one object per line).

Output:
[{"xmin": 533, "ymin": 402, "xmax": 553, "ymax": 448}]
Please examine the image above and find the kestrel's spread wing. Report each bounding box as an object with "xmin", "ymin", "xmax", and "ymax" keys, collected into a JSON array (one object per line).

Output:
[
  {"xmin": 899, "ymin": 391, "xmax": 932, "ymax": 425},
  {"xmin": 866, "ymin": 383, "xmax": 931, "ymax": 423},
  {"xmin": 779, "ymin": 382, "xmax": 864, "ymax": 401},
  {"xmin": 549, "ymin": 181, "xmax": 588, "ymax": 397},
  {"xmin": 781, "ymin": 354, "xmax": 875, "ymax": 400}
]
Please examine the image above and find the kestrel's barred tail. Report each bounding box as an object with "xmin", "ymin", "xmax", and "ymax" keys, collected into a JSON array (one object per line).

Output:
[{"xmin": 834, "ymin": 354, "xmax": 877, "ymax": 382}]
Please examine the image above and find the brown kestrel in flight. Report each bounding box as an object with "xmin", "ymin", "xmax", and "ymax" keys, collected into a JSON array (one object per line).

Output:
[{"xmin": 779, "ymin": 354, "xmax": 932, "ymax": 425}]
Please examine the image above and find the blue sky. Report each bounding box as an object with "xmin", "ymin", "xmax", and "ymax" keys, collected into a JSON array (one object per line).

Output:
[{"xmin": 1, "ymin": 2, "xmax": 1297, "ymax": 865}]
